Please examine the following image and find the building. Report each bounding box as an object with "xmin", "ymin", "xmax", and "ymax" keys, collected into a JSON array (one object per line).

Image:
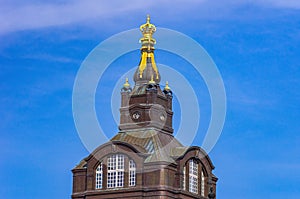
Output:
[{"xmin": 72, "ymin": 16, "xmax": 218, "ymax": 199}]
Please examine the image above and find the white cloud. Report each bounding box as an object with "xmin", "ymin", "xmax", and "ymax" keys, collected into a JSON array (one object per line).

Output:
[
  {"xmin": 0, "ymin": 0, "xmax": 299, "ymax": 35},
  {"xmin": 0, "ymin": 0, "xmax": 154, "ymax": 34}
]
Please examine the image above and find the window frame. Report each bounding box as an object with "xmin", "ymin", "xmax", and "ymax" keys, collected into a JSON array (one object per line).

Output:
[
  {"xmin": 201, "ymin": 170, "xmax": 205, "ymax": 196},
  {"xmin": 95, "ymin": 162, "xmax": 103, "ymax": 189},
  {"xmin": 95, "ymin": 154, "xmax": 137, "ymax": 190},
  {"xmin": 107, "ymin": 154, "xmax": 125, "ymax": 188},
  {"xmin": 188, "ymin": 159, "xmax": 199, "ymax": 194},
  {"xmin": 183, "ymin": 165, "xmax": 186, "ymax": 190},
  {"xmin": 129, "ymin": 160, "xmax": 136, "ymax": 187}
]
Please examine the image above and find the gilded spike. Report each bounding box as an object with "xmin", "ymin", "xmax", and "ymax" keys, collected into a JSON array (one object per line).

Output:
[
  {"xmin": 149, "ymin": 75, "xmax": 155, "ymax": 84},
  {"xmin": 123, "ymin": 77, "xmax": 130, "ymax": 87},
  {"xmin": 164, "ymin": 81, "xmax": 171, "ymax": 91}
]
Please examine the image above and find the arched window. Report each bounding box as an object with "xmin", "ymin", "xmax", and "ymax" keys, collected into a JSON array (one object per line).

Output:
[
  {"xmin": 189, "ymin": 159, "xmax": 198, "ymax": 194},
  {"xmin": 183, "ymin": 165, "xmax": 186, "ymax": 190},
  {"xmin": 95, "ymin": 154, "xmax": 137, "ymax": 190},
  {"xmin": 107, "ymin": 154, "xmax": 124, "ymax": 188},
  {"xmin": 95, "ymin": 163, "xmax": 103, "ymax": 189},
  {"xmin": 129, "ymin": 160, "xmax": 136, "ymax": 186},
  {"xmin": 201, "ymin": 170, "xmax": 205, "ymax": 196}
]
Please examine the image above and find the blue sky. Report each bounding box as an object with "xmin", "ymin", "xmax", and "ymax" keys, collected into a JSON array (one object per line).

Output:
[{"xmin": 1, "ymin": 0, "xmax": 300, "ymax": 198}]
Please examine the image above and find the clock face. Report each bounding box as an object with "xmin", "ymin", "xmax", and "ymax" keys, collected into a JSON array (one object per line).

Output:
[
  {"xmin": 160, "ymin": 114, "xmax": 165, "ymax": 121},
  {"xmin": 132, "ymin": 111, "xmax": 141, "ymax": 120}
]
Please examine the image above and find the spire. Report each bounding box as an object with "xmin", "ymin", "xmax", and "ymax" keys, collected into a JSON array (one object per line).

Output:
[
  {"xmin": 123, "ymin": 77, "xmax": 130, "ymax": 87},
  {"xmin": 133, "ymin": 15, "xmax": 160, "ymax": 85},
  {"xmin": 119, "ymin": 16, "xmax": 173, "ymax": 134},
  {"xmin": 121, "ymin": 77, "xmax": 132, "ymax": 93},
  {"xmin": 163, "ymin": 81, "xmax": 173, "ymax": 97},
  {"xmin": 164, "ymin": 81, "xmax": 170, "ymax": 91}
]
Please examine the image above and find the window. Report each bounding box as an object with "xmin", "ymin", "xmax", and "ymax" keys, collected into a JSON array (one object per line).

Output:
[
  {"xmin": 183, "ymin": 165, "xmax": 186, "ymax": 190},
  {"xmin": 189, "ymin": 159, "xmax": 198, "ymax": 194},
  {"xmin": 129, "ymin": 160, "xmax": 136, "ymax": 186},
  {"xmin": 95, "ymin": 163, "xmax": 103, "ymax": 189},
  {"xmin": 201, "ymin": 170, "xmax": 205, "ymax": 196},
  {"xmin": 145, "ymin": 140, "xmax": 154, "ymax": 153},
  {"xmin": 107, "ymin": 154, "xmax": 124, "ymax": 188},
  {"xmin": 95, "ymin": 154, "xmax": 137, "ymax": 190}
]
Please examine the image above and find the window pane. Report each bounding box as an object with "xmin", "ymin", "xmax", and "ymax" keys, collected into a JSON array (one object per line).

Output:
[
  {"xmin": 201, "ymin": 170, "xmax": 205, "ymax": 196},
  {"xmin": 95, "ymin": 163, "xmax": 103, "ymax": 189},
  {"xmin": 129, "ymin": 160, "xmax": 136, "ymax": 186},
  {"xmin": 107, "ymin": 154, "xmax": 124, "ymax": 188},
  {"xmin": 188, "ymin": 159, "xmax": 198, "ymax": 194},
  {"xmin": 183, "ymin": 166, "xmax": 186, "ymax": 190}
]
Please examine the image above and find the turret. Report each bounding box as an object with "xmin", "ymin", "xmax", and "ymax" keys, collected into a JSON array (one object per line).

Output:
[{"xmin": 119, "ymin": 15, "xmax": 173, "ymax": 134}]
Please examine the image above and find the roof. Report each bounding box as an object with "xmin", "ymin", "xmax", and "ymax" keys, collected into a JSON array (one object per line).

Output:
[
  {"xmin": 111, "ymin": 129, "xmax": 183, "ymax": 163},
  {"xmin": 74, "ymin": 129, "xmax": 214, "ymax": 169},
  {"xmin": 130, "ymin": 83, "xmax": 165, "ymax": 96}
]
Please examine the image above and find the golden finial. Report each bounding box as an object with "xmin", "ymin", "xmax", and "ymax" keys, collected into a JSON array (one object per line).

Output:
[
  {"xmin": 135, "ymin": 15, "xmax": 160, "ymax": 84},
  {"xmin": 139, "ymin": 15, "xmax": 156, "ymax": 51},
  {"xmin": 140, "ymin": 14, "xmax": 156, "ymax": 33},
  {"xmin": 149, "ymin": 75, "xmax": 155, "ymax": 84},
  {"xmin": 164, "ymin": 81, "xmax": 171, "ymax": 91},
  {"xmin": 123, "ymin": 77, "xmax": 130, "ymax": 87}
]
